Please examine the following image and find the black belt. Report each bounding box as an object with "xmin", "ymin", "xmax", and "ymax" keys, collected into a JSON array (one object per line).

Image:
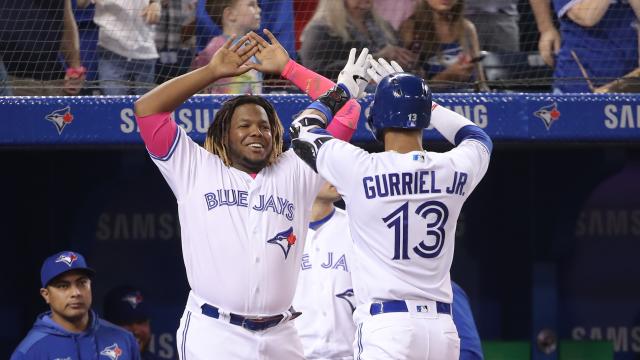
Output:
[
  {"xmin": 370, "ymin": 300, "xmax": 451, "ymax": 316},
  {"xmin": 200, "ymin": 303, "xmax": 301, "ymax": 331}
]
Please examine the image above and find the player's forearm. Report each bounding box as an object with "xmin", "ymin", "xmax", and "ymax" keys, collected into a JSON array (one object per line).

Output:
[
  {"xmin": 430, "ymin": 103, "xmax": 492, "ymax": 152},
  {"xmin": 282, "ymin": 59, "xmax": 361, "ymax": 132},
  {"xmin": 135, "ymin": 66, "xmax": 220, "ymax": 117},
  {"xmin": 281, "ymin": 59, "xmax": 335, "ymax": 100},
  {"xmin": 60, "ymin": 0, "xmax": 82, "ymax": 68}
]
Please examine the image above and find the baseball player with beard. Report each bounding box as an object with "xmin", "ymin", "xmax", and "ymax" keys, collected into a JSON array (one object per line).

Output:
[
  {"xmin": 133, "ymin": 29, "xmax": 372, "ymax": 359},
  {"xmin": 292, "ymin": 182, "xmax": 356, "ymax": 359},
  {"xmin": 289, "ymin": 58, "xmax": 492, "ymax": 360}
]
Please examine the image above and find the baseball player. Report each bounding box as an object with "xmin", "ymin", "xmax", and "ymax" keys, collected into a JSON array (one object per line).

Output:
[
  {"xmin": 290, "ymin": 58, "xmax": 492, "ymax": 359},
  {"xmin": 292, "ymin": 182, "xmax": 357, "ymax": 359},
  {"xmin": 11, "ymin": 251, "xmax": 140, "ymax": 360},
  {"xmin": 133, "ymin": 30, "xmax": 371, "ymax": 359}
]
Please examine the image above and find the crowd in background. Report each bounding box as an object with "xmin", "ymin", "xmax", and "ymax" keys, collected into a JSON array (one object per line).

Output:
[{"xmin": 0, "ymin": 0, "xmax": 638, "ymax": 96}]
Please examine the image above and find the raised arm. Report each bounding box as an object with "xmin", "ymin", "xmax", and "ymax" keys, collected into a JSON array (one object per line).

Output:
[
  {"xmin": 289, "ymin": 48, "xmax": 372, "ymax": 172},
  {"xmin": 134, "ymin": 34, "xmax": 258, "ymax": 117},
  {"xmin": 134, "ymin": 34, "xmax": 257, "ymax": 158},
  {"xmin": 247, "ymin": 30, "xmax": 364, "ymax": 139}
]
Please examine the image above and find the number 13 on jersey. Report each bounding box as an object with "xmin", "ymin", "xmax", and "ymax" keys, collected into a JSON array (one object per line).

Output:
[{"xmin": 382, "ymin": 200, "xmax": 449, "ymax": 260}]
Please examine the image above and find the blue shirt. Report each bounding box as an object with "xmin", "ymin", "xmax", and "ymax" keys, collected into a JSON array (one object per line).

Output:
[
  {"xmin": 453, "ymin": 282, "xmax": 484, "ymax": 360},
  {"xmin": 11, "ymin": 310, "xmax": 140, "ymax": 360},
  {"xmin": 552, "ymin": 0, "xmax": 637, "ymax": 92}
]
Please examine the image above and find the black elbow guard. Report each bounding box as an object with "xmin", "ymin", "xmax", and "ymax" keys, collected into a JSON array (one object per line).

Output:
[{"xmin": 316, "ymin": 84, "xmax": 351, "ymax": 117}]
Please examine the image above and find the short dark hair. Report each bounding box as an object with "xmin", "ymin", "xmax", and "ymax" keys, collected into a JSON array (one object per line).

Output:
[
  {"xmin": 205, "ymin": 0, "xmax": 238, "ymax": 26},
  {"xmin": 204, "ymin": 95, "xmax": 284, "ymax": 167}
]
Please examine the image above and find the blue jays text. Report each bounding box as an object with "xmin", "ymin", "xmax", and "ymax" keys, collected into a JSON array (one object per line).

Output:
[
  {"xmin": 363, "ymin": 170, "xmax": 468, "ymax": 199},
  {"xmin": 301, "ymin": 252, "xmax": 349, "ymax": 272},
  {"xmin": 204, "ymin": 189, "xmax": 295, "ymax": 220}
]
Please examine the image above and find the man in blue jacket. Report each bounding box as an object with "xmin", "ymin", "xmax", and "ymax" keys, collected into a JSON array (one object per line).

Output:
[{"xmin": 11, "ymin": 250, "xmax": 140, "ymax": 360}]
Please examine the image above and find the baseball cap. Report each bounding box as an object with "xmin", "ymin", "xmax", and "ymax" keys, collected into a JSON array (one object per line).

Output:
[
  {"xmin": 40, "ymin": 250, "xmax": 95, "ymax": 288},
  {"xmin": 103, "ymin": 285, "xmax": 150, "ymax": 325}
]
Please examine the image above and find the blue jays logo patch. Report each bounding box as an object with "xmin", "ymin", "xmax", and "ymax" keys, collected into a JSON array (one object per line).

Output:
[
  {"xmin": 336, "ymin": 288, "xmax": 356, "ymax": 313},
  {"xmin": 267, "ymin": 227, "xmax": 297, "ymax": 259},
  {"xmin": 55, "ymin": 252, "xmax": 78, "ymax": 267},
  {"xmin": 45, "ymin": 106, "xmax": 74, "ymax": 135},
  {"xmin": 122, "ymin": 291, "xmax": 143, "ymax": 309},
  {"xmin": 100, "ymin": 343, "xmax": 123, "ymax": 360},
  {"xmin": 534, "ymin": 102, "xmax": 561, "ymax": 130}
]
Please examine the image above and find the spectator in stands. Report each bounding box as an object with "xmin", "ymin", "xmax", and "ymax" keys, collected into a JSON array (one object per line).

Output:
[
  {"xmin": 191, "ymin": 0, "xmax": 263, "ymax": 94},
  {"xmin": 530, "ymin": 0, "xmax": 640, "ymax": 93},
  {"xmin": 104, "ymin": 285, "xmax": 161, "ymax": 360},
  {"xmin": 194, "ymin": 0, "xmax": 296, "ymax": 59},
  {"xmin": 373, "ymin": 0, "xmax": 417, "ymax": 31},
  {"xmin": 73, "ymin": 2, "xmax": 100, "ymax": 95},
  {"xmin": 10, "ymin": 251, "xmax": 140, "ymax": 359},
  {"xmin": 299, "ymin": 0, "xmax": 415, "ymax": 80},
  {"xmin": 0, "ymin": 0, "xmax": 85, "ymax": 96},
  {"xmin": 529, "ymin": 0, "xmax": 561, "ymax": 68},
  {"xmin": 464, "ymin": 0, "xmax": 520, "ymax": 53},
  {"xmin": 0, "ymin": 59, "xmax": 11, "ymax": 96},
  {"xmin": 155, "ymin": 0, "xmax": 198, "ymax": 85},
  {"xmin": 82, "ymin": 0, "xmax": 160, "ymax": 95},
  {"xmin": 399, "ymin": 0, "xmax": 488, "ymax": 91}
]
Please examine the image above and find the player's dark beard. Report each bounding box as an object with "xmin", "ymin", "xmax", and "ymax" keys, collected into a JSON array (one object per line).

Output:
[{"xmin": 239, "ymin": 156, "xmax": 268, "ymax": 173}]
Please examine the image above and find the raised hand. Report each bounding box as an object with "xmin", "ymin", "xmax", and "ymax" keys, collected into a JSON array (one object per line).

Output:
[
  {"xmin": 336, "ymin": 48, "xmax": 372, "ymax": 99},
  {"xmin": 207, "ymin": 34, "xmax": 259, "ymax": 79},
  {"xmin": 142, "ymin": 2, "xmax": 161, "ymax": 24},
  {"xmin": 367, "ymin": 57, "xmax": 404, "ymax": 84},
  {"xmin": 246, "ymin": 29, "xmax": 290, "ymax": 75}
]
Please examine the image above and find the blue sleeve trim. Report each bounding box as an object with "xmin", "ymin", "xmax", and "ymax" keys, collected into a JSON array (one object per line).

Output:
[
  {"xmin": 148, "ymin": 126, "xmax": 181, "ymax": 162},
  {"xmin": 307, "ymin": 101, "xmax": 333, "ymax": 123},
  {"xmin": 454, "ymin": 125, "xmax": 493, "ymax": 154}
]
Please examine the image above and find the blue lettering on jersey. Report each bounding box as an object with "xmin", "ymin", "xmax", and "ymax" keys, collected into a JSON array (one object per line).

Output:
[
  {"xmin": 363, "ymin": 171, "xmax": 442, "ymax": 199},
  {"xmin": 205, "ymin": 189, "xmax": 249, "ymax": 210},
  {"xmin": 445, "ymin": 171, "xmax": 468, "ymax": 195},
  {"xmin": 253, "ymin": 195, "xmax": 295, "ymax": 220},
  {"xmin": 301, "ymin": 254, "xmax": 311, "ymax": 270},
  {"xmin": 301, "ymin": 252, "xmax": 349, "ymax": 272}
]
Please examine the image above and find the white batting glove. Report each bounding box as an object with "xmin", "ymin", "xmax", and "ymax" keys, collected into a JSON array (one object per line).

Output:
[
  {"xmin": 337, "ymin": 48, "xmax": 372, "ymax": 99},
  {"xmin": 367, "ymin": 58, "xmax": 404, "ymax": 84}
]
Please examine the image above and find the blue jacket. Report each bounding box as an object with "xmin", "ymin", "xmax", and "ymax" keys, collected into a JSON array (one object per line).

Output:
[
  {"xmin": 11, "ymin": 310, "xmax": 140, "ymax": 360},
  {"xmin": 452, "ymin": 282, "xmax": 484, "ymax": 360}
]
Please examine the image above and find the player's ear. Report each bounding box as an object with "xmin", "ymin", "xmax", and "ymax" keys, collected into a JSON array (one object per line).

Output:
[{"xmin": 40, "ymin": 287, "xmax": 50, "ymax": 304}]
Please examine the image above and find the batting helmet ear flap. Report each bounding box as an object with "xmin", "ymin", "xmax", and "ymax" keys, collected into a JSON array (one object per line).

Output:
[{"xmin": 366, "ymin": 100, "xmax": 383, "ymax": 142}]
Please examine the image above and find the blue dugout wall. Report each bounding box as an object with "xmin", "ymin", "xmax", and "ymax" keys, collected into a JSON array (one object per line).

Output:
[{"xmin": 1, "ymin": 94, "xmax": 639, "ymax": 359}]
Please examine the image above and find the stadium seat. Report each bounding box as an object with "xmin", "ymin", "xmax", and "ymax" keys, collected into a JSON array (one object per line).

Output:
[{"xmin": 482, "ymin": 341, "xmax": 531, "ymax": 360}]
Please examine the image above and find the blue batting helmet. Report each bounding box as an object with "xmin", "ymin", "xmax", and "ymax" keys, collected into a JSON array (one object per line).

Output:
[{"xmin": 367, "ymin": 73, "xmax": 432, "ymax": 141}]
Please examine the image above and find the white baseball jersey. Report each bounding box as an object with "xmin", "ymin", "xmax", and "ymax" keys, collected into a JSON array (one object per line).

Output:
[
  {"xmin": 152, "ymin": 126, "xmax": 324, "ymax": 316},
  {"xmin": 292, "ymin": 208, "xmax": 356, "ymax": 359},
  {"xmin": 309, "ymin": 137, "xmax": 490, "ymax": 304}
]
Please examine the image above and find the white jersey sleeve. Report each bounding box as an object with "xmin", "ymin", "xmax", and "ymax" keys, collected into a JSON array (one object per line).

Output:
[
  {"xmin": 150, "ymin": 125, "xmax": 218, "ymax": 201},
  {"xmin": 443, "ymin": 139, "xmax": 490, "ymax": 192}
]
